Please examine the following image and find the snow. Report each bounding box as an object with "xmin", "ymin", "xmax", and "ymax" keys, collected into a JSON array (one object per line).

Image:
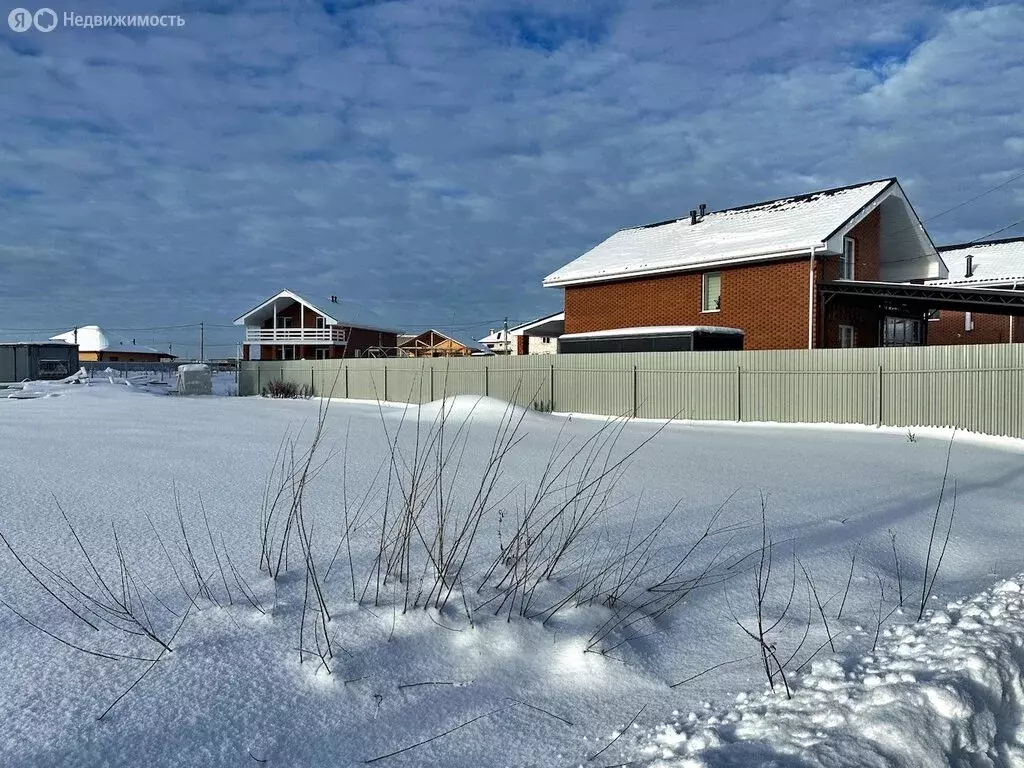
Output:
[
  {"xmin": 177, "ymin": 363, "xmax": 210, "ymax": 372},
  {"xmin": 559, "ymin": 326, "xmax": 745, "ymax": 339},
  {"xmin": 932, "ymin": 237, "xmax": 1024, "ymax": 286},
  {"xmin": 543, "ymin": 179, "xmax": 893, "ymax": 286},
  {"xmin": 3, "ymin": 386, "xmax": 1024, "ymax": 766},
  {"xmin": 637, "ymin": 575, "xmax": 1024, "ymax": 767}
]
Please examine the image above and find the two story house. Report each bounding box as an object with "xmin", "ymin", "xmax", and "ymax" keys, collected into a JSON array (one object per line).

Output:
[
  {"xmin": 234, "ymin": 290, "xmax": 399, "ymax": 361},
  {"xmin": 543, "ymin": 178, "xmax": 949, "ymax": 350}
]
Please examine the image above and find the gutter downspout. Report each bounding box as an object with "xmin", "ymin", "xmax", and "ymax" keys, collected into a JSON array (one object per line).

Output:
[
  {"xmin": 808, "ymin": 244, "xmax": 825, "ymax": 349},
  {"xmin": 1012, "ymin": 282, "xmax": 1020, "ymax": 343}
]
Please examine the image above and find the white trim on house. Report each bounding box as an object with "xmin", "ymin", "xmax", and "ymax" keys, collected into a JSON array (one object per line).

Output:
[
  {"xmin": 559, "ymin": 325, "xmax": 744, "ymax": 340},
  {"xmin": 233, "ymin": 289, "xmax": 399, "ymax": 335}
]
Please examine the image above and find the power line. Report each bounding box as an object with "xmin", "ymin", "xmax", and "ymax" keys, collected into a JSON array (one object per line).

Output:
[
  {"xmin": 964, "ymin": 218, "xmax": 1024, "ymax": 245},
  {"xmin": 920, "ymin": 169, "xmax": 1024, "ymax": 224}
]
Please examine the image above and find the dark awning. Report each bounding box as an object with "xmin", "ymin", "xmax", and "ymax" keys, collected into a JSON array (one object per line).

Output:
[{"xmin": 819, "ymin": 281, "xmax": 1024, "ymax": 315}]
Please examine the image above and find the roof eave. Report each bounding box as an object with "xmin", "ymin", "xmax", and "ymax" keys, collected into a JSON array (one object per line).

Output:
[{"xmin": 543, "ymin": 247, "xmax": 829, "ymax": 288}]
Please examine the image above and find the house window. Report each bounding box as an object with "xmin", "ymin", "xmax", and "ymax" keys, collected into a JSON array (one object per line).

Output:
[
  {"xmin": 315, "ymin": 348, "xmax": 329, "ymax": 360},
  {"xmin": 839, "ymin": 325, "xmax": 856, "ymax": 348},
  {"xmin": 279, "ymin": 346, "xmax": 296, "ymax": 360},
  {"xmin": 315, "ymin": 316, "xmax": 326, "ymax": 329},
  {"xmin": 839, "ymin": 237, "xmax": 856, "ymax": 280},
  {"xmin": 927, "ymin": 309, "xmax": 941, "ymax": 321},
  {"xmin": 702, "ymin": 272, "xmax": 722, "ymax": 312},
  {"xmin": 965, "ymin": 312, "xmax": 974, "ymax": 332},
  {"xmin": 542, "ymin": 337, "xmax": 551, "ymax": 344},
  {"xmin": 277, "ymin": 316, "xmax": 293, "ymax": 329}
]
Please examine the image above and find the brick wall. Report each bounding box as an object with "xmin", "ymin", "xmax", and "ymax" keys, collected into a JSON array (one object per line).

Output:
[
  {"xmin": 927, "ymin": 311, "xmax": 1024, "ymax": 345},
  {"xmin": 562, "ymin": 210, "xmax": 883, "ymax": 351},
  {"xmin": 345, "ymin": 328, "xmax": 397, "ymax": 357},
  {"xmin": 818, "ymin": 209, "xmax": 883, "ymax": 347}
]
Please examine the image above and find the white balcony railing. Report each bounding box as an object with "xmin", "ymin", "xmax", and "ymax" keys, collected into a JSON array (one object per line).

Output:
[{"xmin": 245, "ymin": 327, "xmax": 347, "ymax": 345}]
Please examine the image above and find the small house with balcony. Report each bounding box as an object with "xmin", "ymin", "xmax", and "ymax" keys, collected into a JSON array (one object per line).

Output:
[{"xmin": 234, "ymin": 289, "xmax": 399, "ymax": 361}]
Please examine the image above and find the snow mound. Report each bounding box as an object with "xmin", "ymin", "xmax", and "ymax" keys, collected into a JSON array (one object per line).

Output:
[
  {"xmin": 641, "ymin": 575, "xmax": 1024, "ymax": 767},
  {"xmin": 414, "ymin": 395, "xmax": 536, "ymax": 425}
]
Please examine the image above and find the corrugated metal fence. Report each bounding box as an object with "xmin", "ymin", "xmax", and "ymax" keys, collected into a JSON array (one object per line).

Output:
[{"xmin": 238, "ymin": 344, "xmax": 1024, "ymax": 438}]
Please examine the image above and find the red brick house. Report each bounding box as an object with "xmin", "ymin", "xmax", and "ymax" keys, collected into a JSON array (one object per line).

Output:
[
  {"xmin": 234, "ymin": 289, "xmax": 398, "ymax": 361},
  {"xmin": 927, "ymin": 237, "xmax": 1024, "ymax": 345},
  {"xmin": 543, "ymin": 178, "xmax": 948, "ymax": 350}
]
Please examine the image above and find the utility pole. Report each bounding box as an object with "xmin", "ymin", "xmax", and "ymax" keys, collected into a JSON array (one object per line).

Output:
[
  {"xmin": 200, "ymin": 322, "xmax": 205, "ymax": 362},
  {"xmin": 503, "ymin": 316, "xmax": 509, "ymax": 355}
]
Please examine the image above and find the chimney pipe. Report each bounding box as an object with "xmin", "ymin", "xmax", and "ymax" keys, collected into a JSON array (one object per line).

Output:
[
  {"xmin": 699, "ymin": 203, "xmax": 707, "ymax": 217},
  {"xmin": 690, "ymin": 209, "xmax": 698, "ymax": 225},
  {"xmin": 965, "ymin": 254, "xmax": 974, "ymax": 278}
]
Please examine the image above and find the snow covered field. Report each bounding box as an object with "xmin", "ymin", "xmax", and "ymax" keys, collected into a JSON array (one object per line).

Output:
[{"xmin": 1, "ymin": 379, "xmax": 1023, "ymax": 767}]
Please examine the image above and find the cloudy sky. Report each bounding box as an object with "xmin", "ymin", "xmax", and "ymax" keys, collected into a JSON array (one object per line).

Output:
[{"xmin": 1, "ymin": 0, "xmax": 1022, "ymax": 356}]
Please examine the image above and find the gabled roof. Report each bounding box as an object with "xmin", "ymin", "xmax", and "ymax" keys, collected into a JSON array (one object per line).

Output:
[
  {"xmin": 233, "ymin": 289, "xmax": 399, "ymax": 334},
  {"xmin": 49, "ymin": 326, "xmax": 171, "ymax": 356},
  {"xmin": 543, "ymin": 178, "xmax": 939, "ymax": 287},
  {"xmin": 930, "ymin": 236, "xmax": 1024, "ymax": 286},
  {"xmin": 399, "ymin": 329, "xmax": 470, "ymax": 349},
  {"xmin": 509, "ymin": 311, "xmax": 564, "ymax": 337}
]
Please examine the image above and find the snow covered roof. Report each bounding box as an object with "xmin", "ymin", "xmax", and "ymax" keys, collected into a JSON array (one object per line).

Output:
[
  {"xmin": 233, "ymin": 289, "xmax": 399, "ymax": 334},
  {"xmin": 49, "ymin": 326, "xmax": 169, "ymax": 356},
  {"xmin": 559, "ymin": 325, "xmax": 744, "ymax": 340},
  {"xmin": 509, "ymin": 312, "xmax": 565, "ymax": 337},
  {"xmin": 544, "ymin": 178, "xmax": 938, "ymax": 287},
  {"xmin": 931, "ymin": 237, "xmax": 1024, "ymax": 287},
  {"xmin": 478, "ymin": 329, "xmax": 511, "ymax": 344}
]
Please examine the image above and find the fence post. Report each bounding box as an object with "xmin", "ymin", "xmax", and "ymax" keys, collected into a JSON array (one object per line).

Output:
[
  {"xmin": 257, "ymin": 366, "xmax": 261, "ymax": 395},
  {"xmin": 632, "ymin": 364, "xmax": 638, "ymax": 418},
  {"xmin": 877, "ymin": 364, "xmax": 883, "ymax": 426},
  {"xmin": 737, "ymin": 365, "xmax": 742, "ymax": 422},
  {"xmin": 429, "ymin": 365, "xmax": 434, "ymax": 401},
  {"xmin": 344, "ymin": 364, "xmax": 349, "ymax": 399},
  {"xmin": 550, "ymin": 363, "xmax": 555, "ymax": 411},
  {"xmin": 383, "ymin": 364, "xmax": 388, "ymax": 402},
  {"xmin": 311, "ymin": 367, "xmax": 315, "ymax": 397},
  {"xmin": 485, "ymin": 364, "xmax": 490, "ymax": 397}
]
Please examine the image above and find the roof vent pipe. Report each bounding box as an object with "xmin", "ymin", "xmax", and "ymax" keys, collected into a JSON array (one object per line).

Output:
[
  {"xmin": 690, "ymin": 209, "xmax": 698, "ymax": 225},
  {"xmin": 965, "ymin": 254, "xmax": 974, "ymax": 278},
  {"xmin": 699, "ymin": 203, "xmax": 707, "ymax": 217}
]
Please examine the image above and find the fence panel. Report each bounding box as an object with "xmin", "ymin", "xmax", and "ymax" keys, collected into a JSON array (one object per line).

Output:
[{"xmin": 237, "ymin": 344, "xmax": 1024, "ymax": 439}]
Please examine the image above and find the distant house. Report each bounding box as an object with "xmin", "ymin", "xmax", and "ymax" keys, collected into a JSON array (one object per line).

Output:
[
  {"xmin": 927, "ymin": 237, "xmax": 1024, "ymax": 345},
  {"xmin": 398, "ymin": 330, "xmax": 474, "ymax": 358},
  {"xmin": 50, "ymin": 326, "xmax": 175, "ymax": 363},
  {"xmin": 510, "ymin": 312, "xmax": 564, "ymax": 355},
  {"xmin": 234, "ymin": 289, "xmax": 399, "ymax": 361},
  {"xmin": 478, "ymin": 312, "xmax": 565, "ymax": 355},
  {"xmin": 543, "ymin": 178, "xmax": 951, "ymax": 350}
]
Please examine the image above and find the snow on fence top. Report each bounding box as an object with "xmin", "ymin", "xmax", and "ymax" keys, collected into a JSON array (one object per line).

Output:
[{"xmin": 543, "ymin": 178, "xmax": 894, "ymax": 286}]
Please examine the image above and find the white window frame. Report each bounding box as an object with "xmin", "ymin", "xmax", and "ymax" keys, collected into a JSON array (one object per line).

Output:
[
  {"xmin": 965, "ymin": 312, "xmax": 974, "ymax": 332},
  {"xmin": 277, "ymin": 316, "xmax": 293, "ymax": 329},
  {"xmin": 702, "ymin": 271, "xmax": 722, "ymax": 312},
  {"xmin": 314, "ymin": 347, "xmax": 329, "ymax": 360},
  {"xmin": 279, "ymin": 345, "xmax": 296, "ymax": 360},
  {"xmin": 839, "ymin": 237, "xmax": 856, "ymax": 280},
  {"xmin": 315, "ymin": 316, "xmax": 326, "ymax": 330},
  {"xmin": 839, "ymin": 325, "xmax": 856, "ymax": 348}
]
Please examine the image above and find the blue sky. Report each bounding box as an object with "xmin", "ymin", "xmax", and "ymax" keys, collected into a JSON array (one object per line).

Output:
[{"xmin": 1, "ymin": 0, "xmax": 1022, "ymax": 357}]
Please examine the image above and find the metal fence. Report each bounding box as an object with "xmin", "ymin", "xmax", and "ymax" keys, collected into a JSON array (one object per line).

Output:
[{"xmin": 238, "ymin": 344, "xmax": 1024, "ymax": 438}]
